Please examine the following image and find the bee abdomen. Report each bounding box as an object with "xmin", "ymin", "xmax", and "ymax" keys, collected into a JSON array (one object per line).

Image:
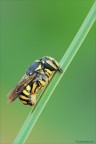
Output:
[
  {"xmin": 19, "ymin": 95, "xmax": 29, "ymax": 100},
  {"xmin": 19, "ymin": 95, "xmax": 32, "ymax": 106},
  {"xmin": 19, "ymin": 85, "xmax": 32, "ymax": 106}
]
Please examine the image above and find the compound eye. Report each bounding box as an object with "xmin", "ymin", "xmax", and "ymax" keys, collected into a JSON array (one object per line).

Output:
[
  {"xmin": 46, "ymin": 60, "xmax": 57, "ymax": 70},
  {"xmin": 52, "ymin": 59, "xmax": 59, "ymax": 66},
  {"xmin": 48, "ymin": 57, "xmax": 59, "ymax": 66},
  {"xmin": 46, "ymin": 60, "xmax": 51, "ymax": 65}
]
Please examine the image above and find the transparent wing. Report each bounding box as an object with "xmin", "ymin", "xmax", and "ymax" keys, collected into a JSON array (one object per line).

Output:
[{"xmin": 7, "ymin": 73, "xmax": 37, "ymax": 103}]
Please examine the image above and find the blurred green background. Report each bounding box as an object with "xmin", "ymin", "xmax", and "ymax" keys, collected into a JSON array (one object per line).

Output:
[{"xmin": 0, "ymin": 0, "xmax": 96, "ymax": 144}]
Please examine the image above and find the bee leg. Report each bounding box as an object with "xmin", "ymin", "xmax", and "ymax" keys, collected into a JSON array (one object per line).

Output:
[
  {"xmin": 44, "ymin": 69, "xmax": 52, "ymax": 77},
  {"xmin": 38, "ymin": 79, "xmax": 46, "ymax": 87},
  {"xmin": 33, "ymin": 77, "xmax": 45, "ymax": 88},
  {"xmin": 30, "ymin": 94, "xmax": 36, "ymax": 106},
  {"xmin": 58, "ymin": 66, "xmax": 63, "ymax": 73},
  {"xmin": 42, "ymin": 71, "xmax": 52, "ymax": 84},
  {"xmin": 31, "ymin": 80, "xmax": 40, "ymax": 94}
]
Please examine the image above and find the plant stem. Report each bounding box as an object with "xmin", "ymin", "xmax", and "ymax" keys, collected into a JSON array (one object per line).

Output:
[{"xmin": 13, "ymin": 2, "xmax": 96, "ymax": 144}]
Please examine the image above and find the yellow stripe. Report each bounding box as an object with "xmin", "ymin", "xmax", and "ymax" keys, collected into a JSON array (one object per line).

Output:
[
  {"xmin": 35, "ymin": 64, "xmax": 41, "ymax": 71},
  {"xmin": 23, "ymin": 90, "xmax": 30, "ymax": 96},
  {"xmin": 39, "ymin": 80, "xmax": 46, "ymax": 87},
  {"xmin": 26, "ymin": 85, "xmax": 31, "ymax": 91},
  {"xmin": 19, "ymin": 95, "xmax": 29, "ymax": 100},
  {"xmin": 32, "ymin": 82, "xmax": 37, "ymax": 93},
  {"xmin": 45, "ymin": 69, "xmax": 52, "ymax": 75}
]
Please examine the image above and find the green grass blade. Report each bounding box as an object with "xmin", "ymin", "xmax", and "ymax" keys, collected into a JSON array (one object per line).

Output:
[{"xmin": 13, "ymin": 2, "xmax": 96, "ymax": 144}]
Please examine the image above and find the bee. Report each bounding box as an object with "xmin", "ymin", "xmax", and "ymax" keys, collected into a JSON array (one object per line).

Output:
[{"xmin": 8, "ymin": 56, "xmax": 62, "ymax": 106}]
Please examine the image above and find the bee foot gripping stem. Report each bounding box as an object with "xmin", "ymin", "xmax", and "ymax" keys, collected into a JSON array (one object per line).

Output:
[{"xmin": 58, "ymin": 67, "xmax": 63, "ymax": 73}]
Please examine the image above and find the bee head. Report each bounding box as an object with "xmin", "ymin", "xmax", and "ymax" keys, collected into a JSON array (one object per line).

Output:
[{"xmin": 40, "ymin": 56, "xmax": 63, "ymax": 72}]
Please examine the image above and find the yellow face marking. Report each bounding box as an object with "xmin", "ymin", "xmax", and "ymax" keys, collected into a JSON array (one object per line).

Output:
[
  {"xmin": 21, "ymin": 100, "xmax": 27, "ymax": 104},
  {"xmin": 19, "ymin": 95, "xmax": 29, "ymax": 100},
  {"xmin": 39, "ymin": 80, "xmax": 46, "ymax": 87},
  {"xmin": 26, "ymin": 85, "xmax": 31, "ymax": 91},
  {"xmin": 32, "ymin": 82, "xmax": 37, "ymax": 93},
  {"xmin": 23, "ymin": 90, "xmax": 30, "ymax": 96},
  {"xmin": 35, "ymin": 64, "xmax": 41, "ymax": 71}
]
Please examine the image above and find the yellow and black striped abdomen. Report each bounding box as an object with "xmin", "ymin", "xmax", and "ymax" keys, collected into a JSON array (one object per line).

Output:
[
  {"xmin": 19, "ymin": 82, "xmax": 40, "ymax": 106},
  {"xmin": 19, "ymin": 85, "xmax": 32, "ymax": 106},
  {"xmin": 19, "ymin": 73, "xmax": 51, "ymax": 106}
]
